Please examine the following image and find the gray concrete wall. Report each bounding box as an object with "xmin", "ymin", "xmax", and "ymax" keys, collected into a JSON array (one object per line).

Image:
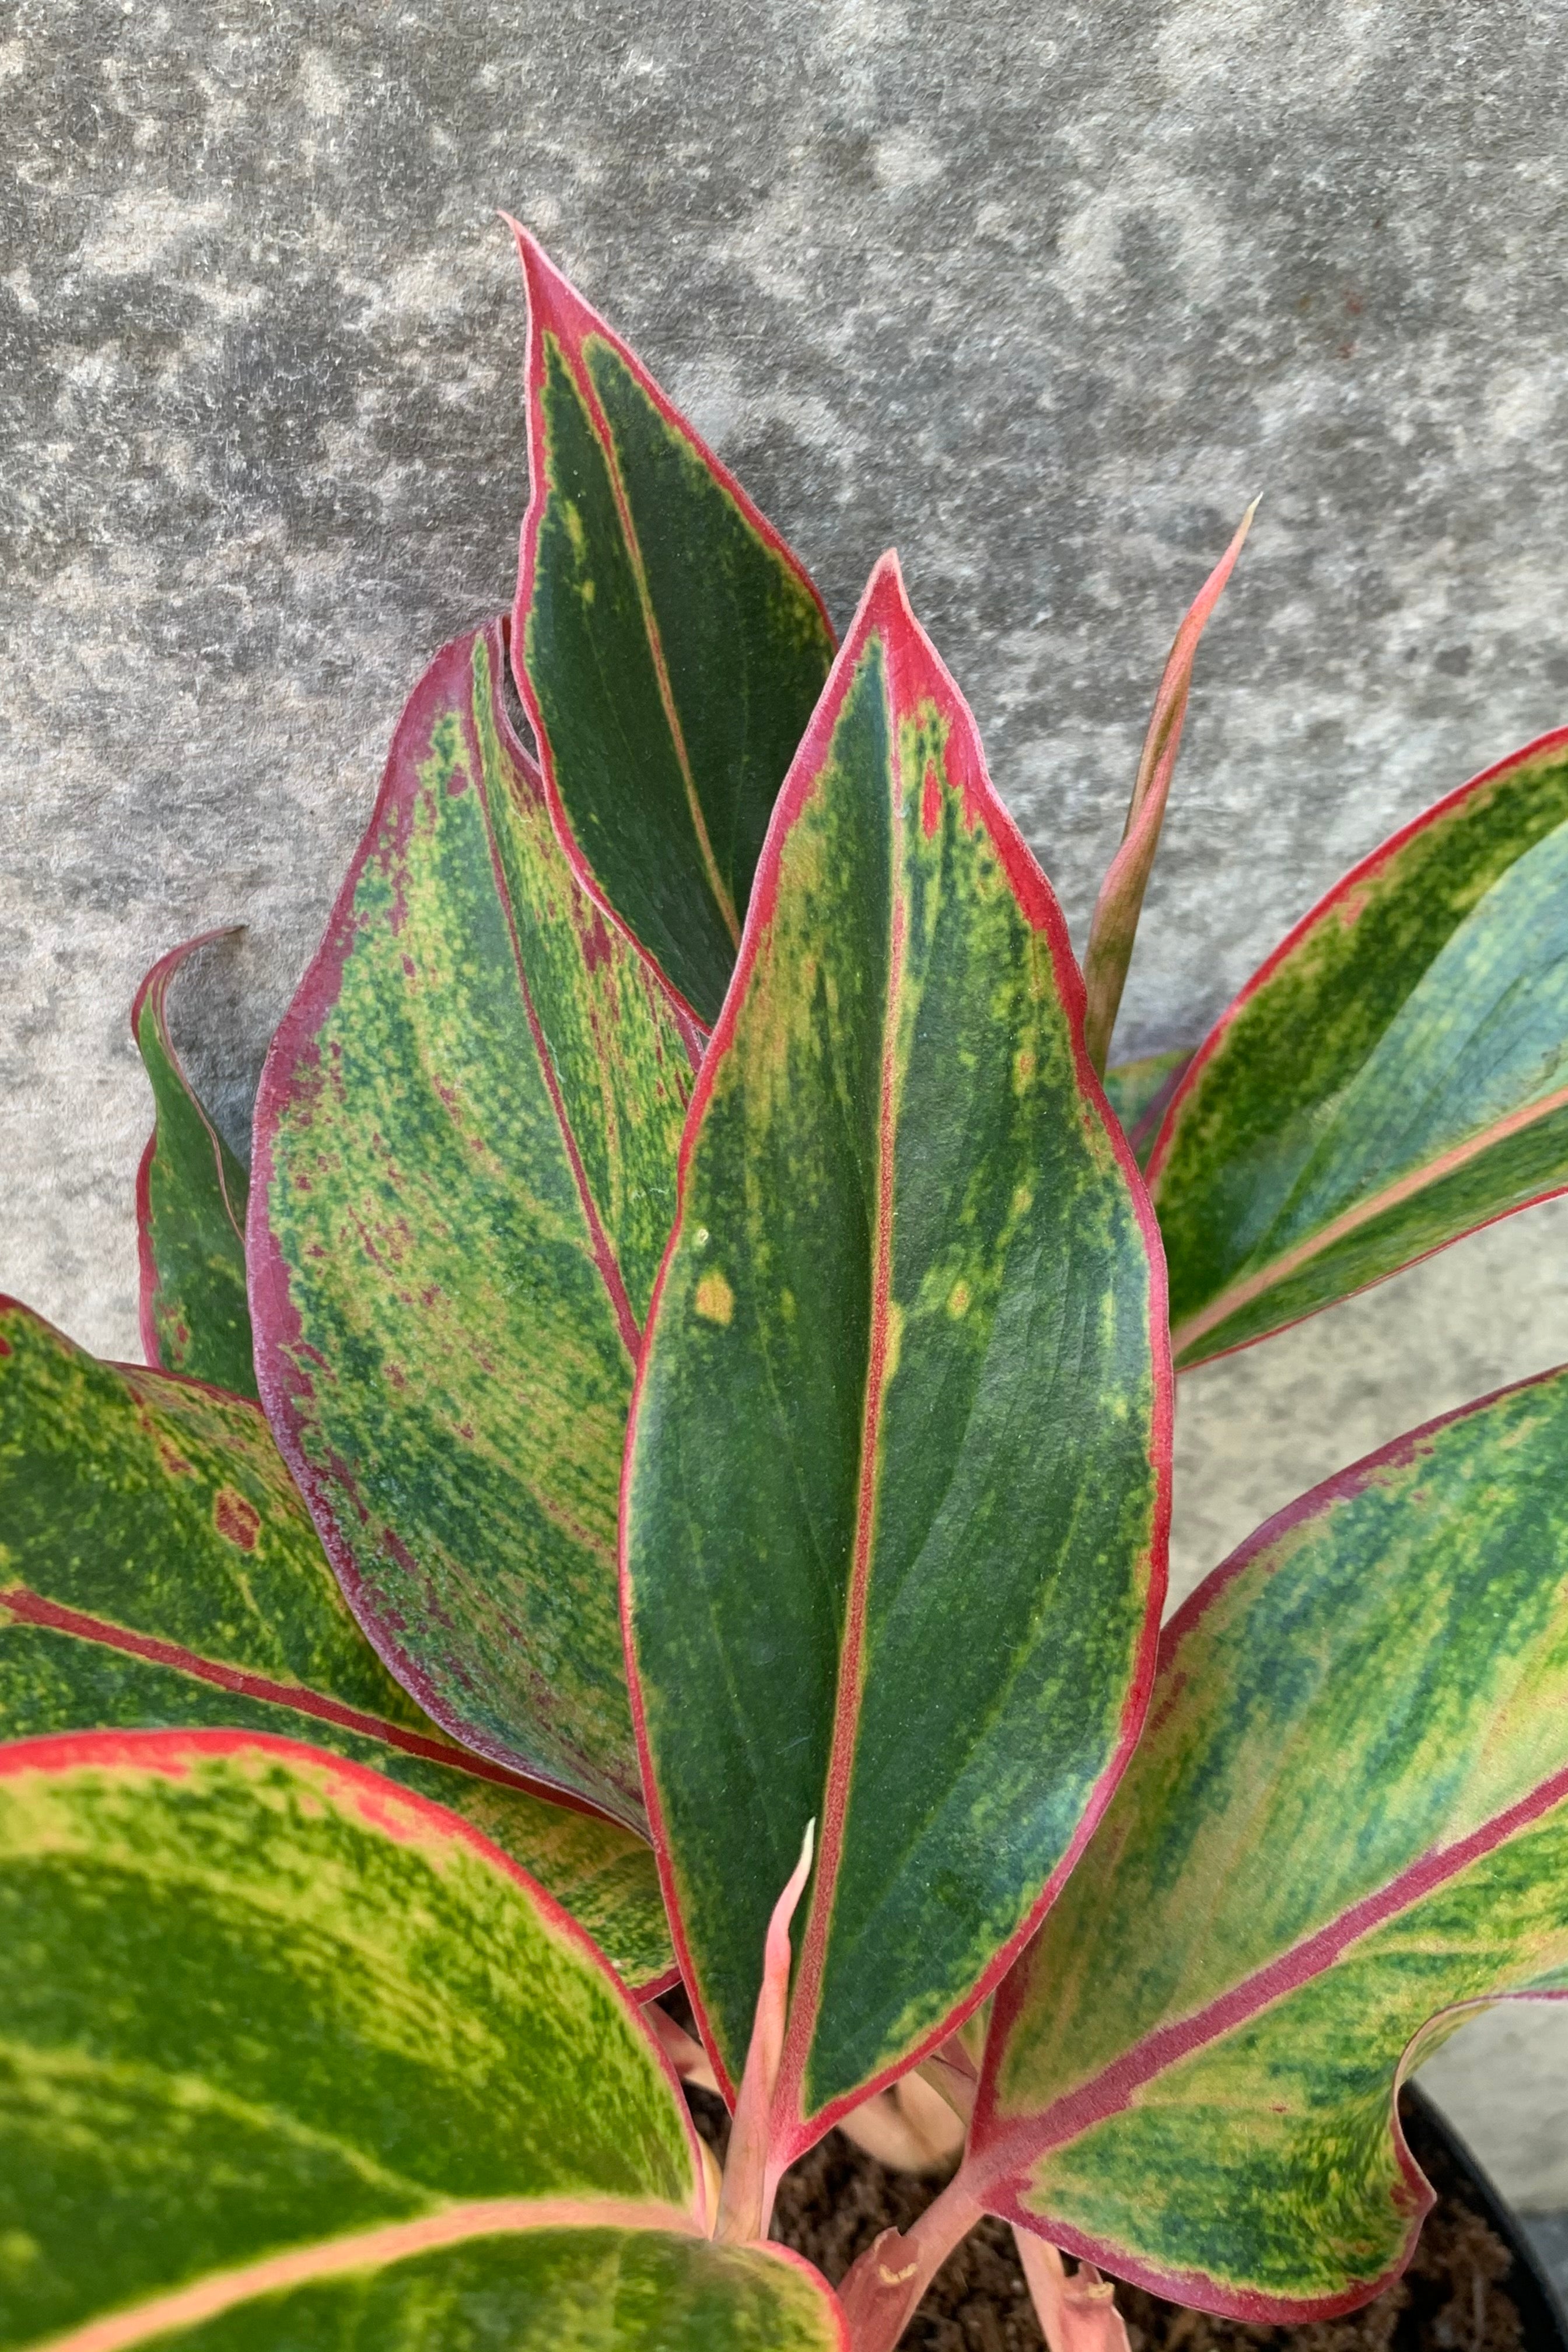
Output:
[{"xmin": 5, "ymin": 0, "xmax": 1568, "ymax": 2205}]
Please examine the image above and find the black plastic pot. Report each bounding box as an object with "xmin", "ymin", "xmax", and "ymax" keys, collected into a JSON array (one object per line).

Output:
[{"xmin": 1402, "ymin": 2084, "xmax": 1568, "ymax": 2352}]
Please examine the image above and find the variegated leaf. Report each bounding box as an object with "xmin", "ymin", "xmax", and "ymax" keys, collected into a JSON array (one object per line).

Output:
[
  {"xmin": 0, "ymin": 1296, "xmax": 672, "ymax": 1989},
  {"xmin": 1148, "ymin": 728, "xmax": 1568, "ymax": 1367},
  {"xmin": 0, "ymin": 1730, "xmax": 810, "ymax": 2350},
  {"xmin": 963, "ymin": 1363, "xmax": 1568, "ymax": 2318},
  {"xmin": 251, "ymin": 620, "xmax": 695, "ymax": 1828},
  {"xmin": 623, "ymin": 554, "xmax": 1170, "ymax": 2170},
  {"xmin": 133, "ymin": 930, "xmax": 256, "ymax": 1399},
  {"xmin": 509, "ymin": 224, "xmax": 835, "ymax": 1027}
]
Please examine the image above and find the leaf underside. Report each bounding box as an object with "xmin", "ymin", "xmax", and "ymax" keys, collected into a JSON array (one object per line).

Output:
[
  {"xmin": 970, "ymin": 1362, "xmax": 1568, "ymax": 2319},
  {"xmin": 0, "ymin": 1298, "xmax": 672, "ymax": 1987},
  {"xmin": 1149, "ymin": 730, "xmax": 1568, "ymax": 1367},
  {"xmin": 625, "ymin": 555, "xmax": 1170, "ymax": 2158},
  {"xmin": 511, "ymin": 226, "xmax": 836, "ymax": 1028},
  {"xmin": 133, "ymin": 931, "xmax": 257, "ymax": 1399},
  {"xmin": 251, "ymin": 619, "xmax": 694, "ymax": 1828},
  {"xmin": 0, "ymin": 1730, "xmax": 708, "ymax": 2352}
]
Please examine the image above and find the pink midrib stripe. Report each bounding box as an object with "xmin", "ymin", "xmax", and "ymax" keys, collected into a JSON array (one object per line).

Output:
[
  {"xmin": 474, "ymin": 681, "xmax": 644, "ymax": 1364},
  {"xmin": 972, "ymin": 1750, "xmax": 1568, "ymax": 2194},
  {"xmin": 773, "ymin": 832, "xmax": 908, "ymax": 2131},
  {"xmin": 1172, "ymin": 1077, "xmax": 1568, "ymax": 1357},
  {"xmin": 34, "ymin": 2197, "xmax": 702, "ymax": 2352},
  {"xmin": 0, "ymin": 1586, "xmax": 611, "ymax": 1818},
  {"xmin": 555, "ymin": 325, "xmax": 740, "ymax": 953}
]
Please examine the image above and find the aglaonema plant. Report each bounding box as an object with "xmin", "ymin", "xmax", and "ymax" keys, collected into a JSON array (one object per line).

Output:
[{"xmin": 4, "ymin": 228, "xmax": 1568, "ymax": 2352}]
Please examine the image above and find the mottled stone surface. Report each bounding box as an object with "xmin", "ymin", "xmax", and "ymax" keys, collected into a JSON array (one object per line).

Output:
[{"xmin": 5, "ymin": 0, "xmax": 1568, "ymax": 2201}]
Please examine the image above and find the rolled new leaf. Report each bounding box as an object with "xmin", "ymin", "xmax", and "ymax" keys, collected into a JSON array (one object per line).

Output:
[
  {"xmin": 0, "ymin": 1730, "xmax": 839, "ymax": 2350},
  {"xmin": 1148, "ymin": 727, "xmax": 1568, "ymax": 1367},
  {"xmin": 0, "ymin": 1297, "xmax": 672, "ymax": 1987},
  {"xmin": 1081, "ymin": 508, "xmax": 1254, "ymax": 1077},
  {"xmin": 134, "ymin": 929, "xmax": 256, "ymax": 1398},
  {"xmin": 624, "ymin": 554, "xmax": 1170, "ymax": 2167},
  {"xmin": 964, "ymin": 1362, "xmax": 1568, "ymax": 2318},
  {"xmin": 252, "ymin": 620, "xmax": 695, "ymax": 1828},
  {"xmin": 509, "ymin": 223, "xmax": 836, "ymax": 1027}
]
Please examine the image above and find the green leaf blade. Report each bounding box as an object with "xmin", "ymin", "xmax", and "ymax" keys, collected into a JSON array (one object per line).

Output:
[
  {"xmin": 0, "ymin": 1296, "xmax": 673, "ymax": 1988},
  {"xmin": 624, "ymin": 555, "xmax": 1170, "ymax": 2158},
  {"xmin": 0, "ymin": 1729, "xmax": 702, "ymax": 2351},
  {"xmin": 76, "ymin": 2225, "xmax": 844, "ymax": 2351},
  {"xmin": 251, "ymin": 620, "xmax": 695, "ymax": 1829},
  {"xmin": 1102, "ymin": 1049, "xmax": 1193, "ymax": 1169},
  {"xmin": 1149, "ymin": 728, "xmax": 1568, "ymax": 1367},
  {"xmin": 133, "ymin": 932, "xmax": 257, "ymax": 1400},
  {"xmin": 510, "ymin": 226, "xmax": 836, "ymax": 1027},
  {"xmin": 965, "ymin": 1363, "xmax": 1568, "ymax": 2316}
]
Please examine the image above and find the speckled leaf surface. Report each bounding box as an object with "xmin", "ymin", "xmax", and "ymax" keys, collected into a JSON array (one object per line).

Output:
[
  {"xmin": 510, "ymin": 225, "xmax": 835, "ymax": 1027},
  {"xmin": 624, "ymin": 555, "xmax": 1170, "ymax": 2164},
  {"xmin": 1147, "ymin": 728, "xmax": 1568, "ymax": 1367},
  {"xmin": 0, "ymin": 1730, "xmax": 705, "ymax": 2351},
  {"xmin": 133, "ymin": 931, "xmax": 256, "ymax": 1399},
  {"xmin": 966, "ymin": 1363, "xmax": 1568, "ymax": 2319},
  {"xmin": 72, "ymin": 2226, "xmax": 850, "ymax": 2352},
  {"xmin": 0, "ymin": 1297, "xmax": 672, "ymax": 1988},
  {"xmin": 251, "ymin": 620, "xmax": 694, "ymax": 1830}
]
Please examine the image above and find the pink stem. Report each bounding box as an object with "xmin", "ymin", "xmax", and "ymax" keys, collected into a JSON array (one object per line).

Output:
[{"xmin": 1014, "ymin": 2230, "xmax": 1133, "ymax": 2352}]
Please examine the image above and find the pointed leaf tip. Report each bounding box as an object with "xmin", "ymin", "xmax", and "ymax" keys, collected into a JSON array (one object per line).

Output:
[
  {"xmin": 251, "ymin": 620, "xmax": 693, "ymax": 1825},
  {"xmin": 133, "ymin": 926, "xmax": 256, "ymax": 1399},
  {"xmin": 510, "ymin": 228, "xmax": 835, "ymax": 1026},
  {"xmin": 716, "ymin": 1819, "xmax": 817, "ymax": 2244},
  {"xmin": 625, "ymin": 554, "xmax": 1168, "ymax": 2163},
  {"xmin": 1082, "ymin": 508, "xmax": 1255, "ymax": 1075}
]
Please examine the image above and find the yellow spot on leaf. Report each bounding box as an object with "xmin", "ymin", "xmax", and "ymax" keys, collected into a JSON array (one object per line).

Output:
[
  {"xmin": 947, "ymin": 1280, "xmax": 971, "ymax": 1319},
  {"xmin": 694, "ymin": 1272, "xmax": 734, "ymax": 1326}
]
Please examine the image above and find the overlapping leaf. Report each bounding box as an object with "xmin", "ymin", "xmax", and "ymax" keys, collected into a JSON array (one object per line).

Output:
[
  {"xmin": 251, "ymin": 620, "xmax": 695, "ymax": 1828},
  {"xmin": 509, "ymin": 224, "xmax": 836, "ymax": 1027},
  {"xmin": 1102, "ymin": 1051, "xmax": 1192, "ymax": 1170},
  {"xmin": 133, "ymin": 930, "xmax": 256, "ymax": 1399},
  {"xmin": 1147, "ymin": 727, "xmax": 1568, "ymax": 1367},
  {"xmin": 0, "ymin": 1297, "xmax": 671, "ymax": 1986},
  {"xmin": 963, "ymin": 1363, "xmax": 1568, "ymax": 2318},
  {"xmin": 1081, "ymin": 508, "xmax": 1253, "ymax": 1077},
  {"xmin": 0, "ymin": 1730, "xmax": 844, "ymax": 2350},
  {"xmin": 624, "ymin": 555, "xmax": 1170, "ymax": 2166}
]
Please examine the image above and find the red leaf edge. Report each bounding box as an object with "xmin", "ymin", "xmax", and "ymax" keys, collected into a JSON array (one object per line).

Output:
[
  {"xmin": 1146, "ymin": 721, "xmax": 1568, "ymax": 1367},
  {"xmin": 0, "ymin": 1721, "xmax": 709, "ymax": 2220},
  {"xmin": 960, "ymin": 1358, "xmax": 1568, "ymax": 2320},
  {"xmin": 132, "ymin": 928, "xmax": 247, "ymax": 1371},
  {"xmin": 505, "ymin": 217, "xmax": 836, "ymax": 1027},
  {"xmin": 620, "ymin": 551, "xmax": 1174, "ymax": 2164},
  {"xmin": 247, "ymin": 618, "xmax": 660, "ymax": 1822}
]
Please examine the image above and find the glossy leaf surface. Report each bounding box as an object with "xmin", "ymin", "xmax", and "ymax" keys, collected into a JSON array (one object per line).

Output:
[
  {"xmin": 133, "ymin": 931, "xmax": 256, "ymax": 1399},
  {"xmin": 510, "ymin": 225, "xmax": 835, "ymax": 1027},
  {"xmin": 58, "ymin": 2225, "xmax": 846, "ymax": 2351},
  {"xmin": 0, "ymin": 1297, "xmax": 672, "ymax": 1988},
  {"xmin": 0, "ymin": 1729, "xmax": 706, "ymax": 2351},
  {"xmin": 967, "ymin": 1364, "xmax": 1568, "ymax": 2318},
  {"xmin": 252, "ymin": 620, "xmax": 694, "ymax": 1828},
  {"xmin": 1148, "ymin": 727, "xmax": 1568, "ymax": 1367},
  {"xmin": 625, "ymin": 555, "xmax": 1170, "ymax": 2160}
]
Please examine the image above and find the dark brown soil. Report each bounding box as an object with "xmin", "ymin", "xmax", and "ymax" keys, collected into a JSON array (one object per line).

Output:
[{"xmin": 680, "ymin": 2080, "xmax": 1534, "ymax": 2352}]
